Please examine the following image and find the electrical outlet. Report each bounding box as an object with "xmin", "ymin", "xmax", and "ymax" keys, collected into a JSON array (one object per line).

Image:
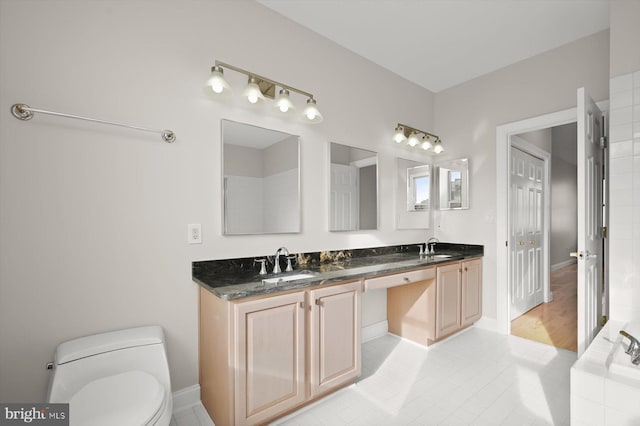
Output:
[{"xmin": 188, "ymin": 224, "xmax": 202, "ymax": 244}]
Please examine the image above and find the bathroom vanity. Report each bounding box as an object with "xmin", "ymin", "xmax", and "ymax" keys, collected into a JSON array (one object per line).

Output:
[{"xmin": 194, "ymin": 243, "xmax": 483, "ymax": 426}]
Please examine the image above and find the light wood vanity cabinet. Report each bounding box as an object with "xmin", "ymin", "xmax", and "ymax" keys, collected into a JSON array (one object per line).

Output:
[
  {"xmin": 387, "ymin": 258, "xmax": 483, "ymax": 346},
  {"xmin": 199, "ymin": 280, "xmax": 361, "ymax": 426}
]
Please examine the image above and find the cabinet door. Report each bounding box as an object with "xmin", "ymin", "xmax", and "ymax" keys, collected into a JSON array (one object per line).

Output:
[
  {"xmin": 436, "ymin": 262, "xmax": 462, "ymax": 339},
  {"xmin": 462, "ymin": 258, "xmax": 483, "ymax": 326},
  {"xmin": 234, "ymin": 292, "xmax": 306, "ymax": 426},
  {"xmin": 309, "ymin": 281, "xmax": 361, "ymax": 397}
]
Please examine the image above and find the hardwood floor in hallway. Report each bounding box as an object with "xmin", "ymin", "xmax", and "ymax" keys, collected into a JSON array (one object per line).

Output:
[{"xmin": 511, "ymin": 263, "xmax": 577, "ymax": 352}]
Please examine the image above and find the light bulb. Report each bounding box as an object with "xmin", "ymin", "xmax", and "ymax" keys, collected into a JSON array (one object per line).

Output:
[
  {"xmin": 243, "ymin": 77, "xmax": 264, "ymax": 104},
  {"xmin": 275, "ymin": 89, "xmax": 294, "ymax": 113},
  {"xmin": 393, "ymin": 126, "xmax": 406, "ymax": 143},
  {"xmin": 408, "ymin": 132, "xmax": 420, "ymax": 147},
  {"xmin": 433, "ymin": 140, "xmax": 444, "ymax": 154},
  {"xmin": 205, "ymin": 66, "xmax": 231, "ymax": 96},
  {"xmin": 302, "ymin": 98, "xmax": 323, "ymax": 123},
  {"xmin": 421, "ymin": 136, "xmax": 432, "ymax": 150}
]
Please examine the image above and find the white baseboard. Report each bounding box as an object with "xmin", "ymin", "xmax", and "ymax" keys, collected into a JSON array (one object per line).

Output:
[
  {"xmin": 551, "ymin": 259, "xmax": 577, "ymax": 271},
  {"xmin": 474, "ymin": 316, "xmax": 499, "ymax": 333},
  {"xmin": 361, "ymin": 320, "xmax": 388, "ymax": 343},
  {"xmin": 172, "ymin": 384, "xmax": 201, "ymax": 412}
]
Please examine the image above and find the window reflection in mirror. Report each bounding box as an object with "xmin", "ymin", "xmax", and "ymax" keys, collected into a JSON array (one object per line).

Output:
[
  {"xmin": 329, "ymin": 143, "xmax": 378, "ymax": 231},
  {"xmin": 222, "ymin": 120, "xmax": 300, "ymax": 234},
  {"xmin": 396, "ymin": 158, "xmax": 430, "ymax": 229},
  {"xmin": 438, "ymin": 158, "xmax": 469, "ymax": 210},
  {"xmin": 407, "ymin": 165, "xmax": 431, "ymax": 211}
]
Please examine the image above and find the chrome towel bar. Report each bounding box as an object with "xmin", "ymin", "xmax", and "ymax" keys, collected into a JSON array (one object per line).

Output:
[{"xmin": 10, "ymin": 103, "xmax": 176, "ymax": 143}]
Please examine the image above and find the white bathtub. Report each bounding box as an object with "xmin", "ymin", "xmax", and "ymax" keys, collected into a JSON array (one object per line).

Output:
[{"xmin": 571, "ymin": 321, "xmax": 640, "ymax": 426}]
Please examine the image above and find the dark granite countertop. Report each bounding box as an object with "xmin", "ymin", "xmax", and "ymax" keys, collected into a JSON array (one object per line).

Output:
[{"xmin": 193, "ymin": 242, "xmax": 483, "ymax": 300}]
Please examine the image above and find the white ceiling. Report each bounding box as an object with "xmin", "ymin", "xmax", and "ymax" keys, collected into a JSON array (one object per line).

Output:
[{"xmin": 258, "ymin": 0, "xmax": 610, "ymax": 93}]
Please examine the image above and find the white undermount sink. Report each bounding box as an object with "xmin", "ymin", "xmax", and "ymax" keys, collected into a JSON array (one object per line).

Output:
[
  {"xmin": 426, "ymin": 254, "xmax": 452, "ymax": 259},
  {"xmin": 262, "ymin": 273, "xmax": 317, "ymax": 285}
]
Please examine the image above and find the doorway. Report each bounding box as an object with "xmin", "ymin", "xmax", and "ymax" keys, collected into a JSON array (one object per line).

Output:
[
  {"xmin": 508, "ymin": 124, "xmax": 579, "ymax": 352},
  {"xmin": 496, "ymin": 95, "xmax": 608, "ymax": 356}
]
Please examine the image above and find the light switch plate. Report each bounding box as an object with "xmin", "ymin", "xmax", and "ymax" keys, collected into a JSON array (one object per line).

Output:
[{"xmin": 188, "ymin": 224, "xmax": 202, "ymax": 244}]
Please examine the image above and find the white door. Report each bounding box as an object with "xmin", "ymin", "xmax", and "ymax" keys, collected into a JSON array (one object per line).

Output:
[
  {"xmin": 576, "ymin": 87, "xmax": 604, "ymax": 356},
  {"xmin": 330, "ymin": 164, "xmax": 358, "ymax": 231},
  {"xmin": 510, "ymin": 146, "xmax": 544, "ymax": 320}
]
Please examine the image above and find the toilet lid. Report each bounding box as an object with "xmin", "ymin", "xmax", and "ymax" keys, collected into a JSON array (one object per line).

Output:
[{"xmin": 69, "ymin": 370, "xmax": 165, "ymax": 426}]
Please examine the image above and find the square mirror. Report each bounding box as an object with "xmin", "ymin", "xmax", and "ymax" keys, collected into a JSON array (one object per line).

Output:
[
  {"xmin": 437, "ymin": 158, "xmax": 469, "ymax": 210},
  {"xmin": 222, "ymin": 120, "xmax": 300, "ymax": 234},
  {"xmin": 329, "ymin": 143, "xmax": 378, "ymax": 231}
]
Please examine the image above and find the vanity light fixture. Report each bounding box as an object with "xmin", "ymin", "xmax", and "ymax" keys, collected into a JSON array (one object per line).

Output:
[
  {"xmin": 206, "ymin": 65, "xmax": 231, "ymax": 95},
  {"xmin": 274, "ymin": 89, "xmax": 294, "ymax": 113},
  {"xmin": 392, "ymin": 123, "xmax": 444, "ymax": 154},
  {"xmin": 205, "ymin": 60, "xmax": 323, "ymax": 123}
]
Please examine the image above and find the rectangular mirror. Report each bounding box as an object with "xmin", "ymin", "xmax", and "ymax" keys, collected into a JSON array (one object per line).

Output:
[
  {"xmin": 396, "ymin": 158, "xmax": 430, "ymax": 229},
  {"xmin": 437, "ymin": 158, "xmax": 469, "ymax": 210},
  {"xmin": 222, "ymin": 120, "xmax": 300, "ymax": 234},
  {"xmin": 329, "ymin": 143, "xmax": 378, "ymax": 231}
]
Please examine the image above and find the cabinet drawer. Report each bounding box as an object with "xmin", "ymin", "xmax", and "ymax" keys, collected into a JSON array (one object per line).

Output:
[{"xmin": 364, "ymin": 267, "xmax": 435, "ymax": 291}]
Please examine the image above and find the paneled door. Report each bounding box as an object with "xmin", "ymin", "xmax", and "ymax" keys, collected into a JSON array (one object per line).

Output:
[
  {"xmin": 234, "ymin": 292, "xmax": 306, "ymax": 426},
  {"xmin": 575, "ymin": 87, "xmax": 604, "ymax": 356},
  {"xmin": 330, "ymin": 164, "xmax": 358, "ymax": 231},
  {"xmin": 510, "ymin": 147, "xmax": 545, "ymax": 320},
  {"xmin": 309, "ymin": 281, "xmax": 361, "ymax": 397}
]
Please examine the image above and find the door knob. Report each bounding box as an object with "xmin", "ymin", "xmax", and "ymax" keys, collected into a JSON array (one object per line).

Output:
[{"xmin": 570, "ymin": 251, "xmax": 583, "ymax": 258}]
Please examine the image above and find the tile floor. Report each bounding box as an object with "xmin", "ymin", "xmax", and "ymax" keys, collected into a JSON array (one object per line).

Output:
[
  {"xmin": 170, "ymin": 403, "xmax": 214, "ymax": 426},
  {"xmin": 177, "ymin": 327, "xmax": 577, "ymax": 426},
  {"xmin": 275, "ymin": 328, "xmax": 576, "ymax": 426}
]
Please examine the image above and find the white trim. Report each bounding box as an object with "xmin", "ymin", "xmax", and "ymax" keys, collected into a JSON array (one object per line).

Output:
[
  {"xmin": 551, "ymin": 258, "xmax": 578, "ymax": 271},
  {"xmin": 474, "ymin": 316, "xmax": 499, "ymax": 333},
  {"xmin": 361, "ymin": 320, "xmax": 388, "ymax": 343},
  {"xmin": 172, "ymin": 384, "xmax": 201, "ymax": 412},
  {"xmin": 496, "ymin": 107, "xmax": 576, "ymax": 335},
  {"xmin": 495, "ymin": 101, "xmax": 609, "ymax": 335},
  {"xmin": 350, "ymin": 156, "xmax": 376, "ymax": 168}
]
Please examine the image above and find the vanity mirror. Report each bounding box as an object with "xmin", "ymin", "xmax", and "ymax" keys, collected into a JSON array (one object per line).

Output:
[
  {"xmin": 329, "ymin": 143, "xmax": 378, "ymax": 231},
  {"xmin": 222, "ymin": 120, "xmax": 300, "ymax": 234},
  {"xmin": 437, "ymin": 158, "xmax": 469, "ymax": 210},
  {"xmin": 396, "ymin": 158, "xmax": 430, "ymax": 229}
]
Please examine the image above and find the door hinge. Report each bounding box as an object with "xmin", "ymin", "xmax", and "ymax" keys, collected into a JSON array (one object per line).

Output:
[
  {"xmin": 602, "ymin": 226, "xmax": 607, "ymax": 238},
  {"xmin": 600, "ymin": 136, "xmax": 607, "ymax": 149},
  {"xmin": 505, "ymin": 241, "xmax": 508, "ymax": 247},
  {"xmin": 601, "ymin": 315, "xmax": 608, "ymax": 326}
]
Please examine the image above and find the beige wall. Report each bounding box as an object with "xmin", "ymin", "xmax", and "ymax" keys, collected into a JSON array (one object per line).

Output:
[
  {"xmin": 0, "ymin": 0, "xmax": 434, "ymax": 401},
  {"xmin": 610, "ymin": 0, "xmax": 640, "ymax": 77},
  {"xmin": 433, "ymin": 30, "xmax": 609, "ymax": 322}
]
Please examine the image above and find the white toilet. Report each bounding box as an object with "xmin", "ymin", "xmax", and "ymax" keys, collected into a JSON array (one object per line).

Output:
[{"xmin": 47, "ymin": 326, "xmax": 173, "ymax": 426}]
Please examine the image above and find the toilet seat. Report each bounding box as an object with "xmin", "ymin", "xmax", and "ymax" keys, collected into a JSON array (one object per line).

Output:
[{"xmin": 69, "ymin": 370, "xmax": 166, "ymax": 426}]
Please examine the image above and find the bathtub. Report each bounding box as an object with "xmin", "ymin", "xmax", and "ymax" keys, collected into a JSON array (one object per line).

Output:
[{"xmin": 571, "ymin": 321, "xmax": 640, "ymax": 426}]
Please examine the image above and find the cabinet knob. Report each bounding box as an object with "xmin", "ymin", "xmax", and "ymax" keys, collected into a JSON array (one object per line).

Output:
[
  {"xmin": 403, "ymin": 277, "xmax": 411, "ymax": 283},
  {"xmin": 315, "ymin": 299, "xmax": 323, "ymax": 307},
  {"xmin": 299, "ymin": 301, "xmax": 304, "ymax": 309}
]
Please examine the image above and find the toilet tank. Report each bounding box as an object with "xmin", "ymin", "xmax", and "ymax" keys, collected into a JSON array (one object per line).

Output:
[{"xmin": 47, "ymin": 326, "xmax": 171, "ymax": 402}]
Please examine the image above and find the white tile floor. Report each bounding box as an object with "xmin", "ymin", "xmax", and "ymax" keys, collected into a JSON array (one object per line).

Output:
[
  {"xmin": 275, "ymin": 328, "xmax": 576, "ymax": 426},
  {"xmin": 178, "ymin": 327, "xmax": 577, "ymax": 426},
  {"xmin": 170, "ymin": 403, "xmax": 215, "ymax": 426}
]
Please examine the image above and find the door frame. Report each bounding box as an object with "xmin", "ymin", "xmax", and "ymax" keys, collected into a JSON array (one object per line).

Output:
[
  {"xmin": 497, "ymin": 109, "xmax": 572, "ymax": 334},
  {"xmin": 509, "ymin": 136, "xmax": 551, "ymax": 318},
  {"xmin": 496, "ymin": 104, "xmax": 603, "ymax": 334}
]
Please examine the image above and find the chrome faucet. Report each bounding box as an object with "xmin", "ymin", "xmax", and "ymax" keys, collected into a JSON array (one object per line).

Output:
[
  {"xmin": 620, "ymin": 330, "xmax": 640, "ymax": 365},
  {"xmin": 427, "ymin": 237, "xmax": 439, "ymax": 254},
  {"xmin": 273, "ymin": 247, "xmax": 290, "ymax": 274}
]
